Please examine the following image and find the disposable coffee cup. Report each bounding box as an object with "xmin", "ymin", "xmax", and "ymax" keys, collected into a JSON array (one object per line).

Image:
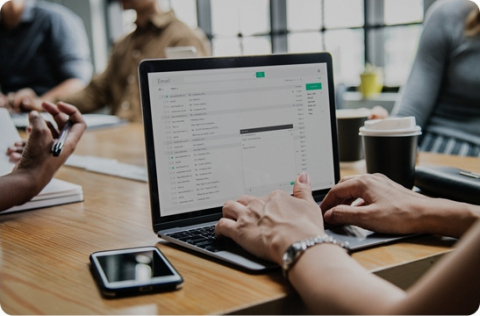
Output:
[
  {"xmin": 336, "ymin": 108, "xmax": 370, "ymax": 162},
  {"xmin": 359, "ymin": 117, "xmax": 421, "ymax": 189}
]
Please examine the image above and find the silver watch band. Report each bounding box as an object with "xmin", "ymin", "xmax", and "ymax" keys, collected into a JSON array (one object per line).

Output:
[{"xmin": 282, "ymin": 235, "xmax": 349, "ymax": 279}]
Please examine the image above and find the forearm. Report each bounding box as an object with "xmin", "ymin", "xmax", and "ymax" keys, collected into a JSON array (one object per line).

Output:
[
  {"xmin": 391, "ymin": 4, "xmax": 447, "ymax": 125},
  {"xmin": 0, "ymin": 171, "xmax": 42, "ymax": 212},
  {"xmin": 60, "ymin": 79, "xmax": 107, "ymax": 114},
  {"xmin": 288, "ymin": 244, "xmax": 405, "ymax": 314},
  {"xmin": 41, "ymin": 78, "xmax": 87, "ymax": 103},
  {"xmin": 416, "ymin": 197, "xmax": 480, "ymax": 238},
  {"xmin": 388, "ymin": 221, "xmax": 480, "ymax": 315}
]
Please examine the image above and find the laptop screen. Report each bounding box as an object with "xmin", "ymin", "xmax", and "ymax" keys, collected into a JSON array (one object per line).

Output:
[{"xmin": 139, "ymin": 54, "xmax": 339, "ymax": 225}]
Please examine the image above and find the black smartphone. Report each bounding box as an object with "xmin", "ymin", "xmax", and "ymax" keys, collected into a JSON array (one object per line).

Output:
[{"xmin": 89, "ymin": 246, "xmax": 183, "ymax": 298}]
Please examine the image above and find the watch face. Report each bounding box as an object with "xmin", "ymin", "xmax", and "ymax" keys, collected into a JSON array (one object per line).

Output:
[
  {"xmin": 283, "ymin": 242, "xmax": 305, "ymax": 268},
  {"xmin": 283, "ymin": 245, "xmax": 296, "ymax": 266}
]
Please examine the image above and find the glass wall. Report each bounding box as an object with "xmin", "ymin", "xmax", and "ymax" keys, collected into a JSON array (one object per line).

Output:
[{"xmin": 114, "ymin": 0, "xmax": 429, "ymax": 88}]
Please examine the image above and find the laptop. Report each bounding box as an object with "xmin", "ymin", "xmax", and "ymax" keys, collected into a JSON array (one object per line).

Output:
[{"xmin": 138, "ymin": 53, "xmax": 411, "ymax": 271}]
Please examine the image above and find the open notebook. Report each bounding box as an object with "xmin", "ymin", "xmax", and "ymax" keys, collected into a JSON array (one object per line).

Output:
[{"xmin": 0, "ymin": 108, "xmax": 83, "ymax": 214}]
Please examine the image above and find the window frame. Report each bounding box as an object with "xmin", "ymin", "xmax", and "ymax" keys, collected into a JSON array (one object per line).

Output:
[
  {"xmin": 105, "ymin": 0, "xmax": 438, "ymax": 88},
  {"xmin": 197, "ymin": 0, "xmax": 437, "ymax": 88}
]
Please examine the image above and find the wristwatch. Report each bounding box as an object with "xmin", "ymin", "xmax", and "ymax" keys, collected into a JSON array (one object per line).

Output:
[{"xmin": 282, "ymin": 235, "xmax": 350, "ymax": 279}]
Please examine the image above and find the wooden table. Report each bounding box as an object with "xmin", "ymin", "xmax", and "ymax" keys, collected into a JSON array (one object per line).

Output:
[{"xmin": 1, "ymin": 124, "xmax": 478, "ymax": 315}]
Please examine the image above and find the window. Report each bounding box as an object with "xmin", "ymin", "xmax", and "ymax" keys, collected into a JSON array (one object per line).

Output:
[
  {"xmin": 285, "ymin": 0, "xmax": 365, "ymax": 84},
  {"xmin": 210, "ymin": 0, "xmax": 271, "ymax": 56},
  {"xmin": 109, "ymin": 0, "xmax": 430, "ymax": 88},
  {"xmin": 169, "ymin": 0, "xmax": 198, "ymax": 29}
]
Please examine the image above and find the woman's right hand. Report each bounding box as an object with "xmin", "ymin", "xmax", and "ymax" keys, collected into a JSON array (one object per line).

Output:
[
  {"xmin": 14, "ymin": 101, "xmax": 86, "ymax": 193},
  {"xmin": 320, "ymin": 174, "xmax": 429, "ymax": 235}
]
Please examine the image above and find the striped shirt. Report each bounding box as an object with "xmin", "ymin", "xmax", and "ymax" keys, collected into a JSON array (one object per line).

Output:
[
  {"xmin": 420, "ymin": 132, "xmax": 480, "ymax": 157},
  {"xmin": 392, "ymin": 0, "xmax": 480, "ymax": 157}
]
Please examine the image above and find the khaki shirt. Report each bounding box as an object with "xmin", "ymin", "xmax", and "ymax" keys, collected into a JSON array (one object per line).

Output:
[{"xmin": 63, "ymin": 11, "xmax": 209, "ymax": 122}]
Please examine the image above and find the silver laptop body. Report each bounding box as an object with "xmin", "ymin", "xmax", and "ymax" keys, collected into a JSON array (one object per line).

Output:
[{"xmin": 138, "ymin": 53, "xmax": 410, "ymax": 271}]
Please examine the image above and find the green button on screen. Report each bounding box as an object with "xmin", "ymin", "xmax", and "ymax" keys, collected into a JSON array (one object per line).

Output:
[
  {"xmin": 256, "ymin": 72, "xmax": 265, "ymax": 78},
  {"xmin": 306, "ymin": 83, "xmax": 322, "ymax": 90}
]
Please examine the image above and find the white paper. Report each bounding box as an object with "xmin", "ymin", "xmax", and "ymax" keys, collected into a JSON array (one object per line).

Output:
[
  {"xmin": 65, "ymin": 154, "xmax": 148, "ymax": 182},
  {"xmin": 0, "ymin": 108, "xmax": 22, "ymax": 176},
  {"xmin": 10, "ymin": 112, "xmax": 125, "ymax": 130}
]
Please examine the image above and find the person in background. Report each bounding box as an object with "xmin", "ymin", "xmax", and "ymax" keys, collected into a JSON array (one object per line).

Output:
[
  {"xmin": 59, "ymin": 0, "xmax": 209, "ymax": 122},
  {"xmin": 215, "ymin": 173, "xmax": 479, "ymax": 314},
  {"xmin": 0, "ymin": 102, "xmax": 86, "ymax": 212},
  {"xmin": 0, "ymin": 0, "xmax": 92, "ymax": 112},
  {"xmin": 391, "ymin": 0, "xmax": 480, "ymax": 156}
]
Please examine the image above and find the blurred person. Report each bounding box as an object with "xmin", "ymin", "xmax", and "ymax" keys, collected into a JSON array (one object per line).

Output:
[
  {"xmin": 0, "ymin": 101, "xmax": 86, "ymax": 212},
  {"xmin": 215, "ymin": 173, "xmax": 479, "ymax": 314},
  {"xmin": 0, "ymin": 0, "xmax": 92, "ymax": 112},
  {"xmin": 391, "ymin": 0, "xmax": 480, "ymax": 156},
  {"xmin": 57, "ymin": 0, "xmax": 209, "ymax": 122}
]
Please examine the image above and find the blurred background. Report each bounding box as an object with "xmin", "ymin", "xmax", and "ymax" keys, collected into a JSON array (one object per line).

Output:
[{"xmin": 46, "ymin": 0, "xmax": 436, "ymax": 110}]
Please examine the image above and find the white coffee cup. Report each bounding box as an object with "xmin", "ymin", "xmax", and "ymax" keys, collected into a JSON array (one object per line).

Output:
[{"xmin": 359, "ymin": 117, "xmax": 421, "ymax": 188}]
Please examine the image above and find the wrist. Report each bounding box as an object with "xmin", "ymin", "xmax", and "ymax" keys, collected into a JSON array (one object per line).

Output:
[
  {"xmin": 1, "ymin": 170, "xmax": 42, "ymax": 208},
  {"xmin": 416, "ymin": 196, "xmax": 480, "ymax": 238},
  {"xmin": 282, "ymin": 234, "xmax": 349, "ymax": 279},
  {"xmin": 15, "ymin": 164, "xmax": 53, "ymax": 195}
]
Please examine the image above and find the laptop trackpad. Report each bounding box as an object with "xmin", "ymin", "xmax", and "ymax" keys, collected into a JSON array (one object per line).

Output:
[
  {"xmin": 215, "ymin": 247, "xmax": 277, "ymax": 271},
  {"xmin": 326, "ymin": 225, "xmax": 412, "ymax": 251}
]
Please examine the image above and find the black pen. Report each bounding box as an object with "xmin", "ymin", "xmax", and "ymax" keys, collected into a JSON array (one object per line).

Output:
[{"xmin": 51, "ymin": 120, "xmax": 73, "ymax": 157}]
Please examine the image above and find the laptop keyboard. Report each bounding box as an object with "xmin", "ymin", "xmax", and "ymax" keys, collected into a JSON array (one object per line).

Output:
[{"xmin": 165, "ymin": 225, "xmax": 239, "ymax": 252}]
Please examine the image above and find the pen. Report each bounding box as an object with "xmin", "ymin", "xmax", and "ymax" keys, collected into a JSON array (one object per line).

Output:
[
  {"xmin": 459, "ymin": 171, "xmax": 480, "ymax": 179},
  {"xmin": 51, "ymin": 120, "xmax": 73, "ymax": 157}
]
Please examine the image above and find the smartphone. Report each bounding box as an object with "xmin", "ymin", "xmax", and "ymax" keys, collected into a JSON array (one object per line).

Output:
[{"xmin": 89, "ymin": 246, "xmax": 183, "ymax": 298}]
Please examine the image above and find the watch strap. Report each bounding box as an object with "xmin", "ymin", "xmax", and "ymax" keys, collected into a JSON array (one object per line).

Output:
[{"xmin": 282, "ymin": 235, "xmax": 349, "ymax": 279}]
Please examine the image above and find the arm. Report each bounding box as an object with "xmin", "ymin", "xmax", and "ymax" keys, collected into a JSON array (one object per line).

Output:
[
  {"xmin": 289, "ymin": 218, "xmax": 479, "ymax": 314},
  {"xmin": 215, "ymin": 174, "xmax": 405, "ymax": 314},
  {"xmin": 389, "ymin": 220, "xmax": 479, "ymax": 315},
  {"xmin": 44, "ymin": 7, "xmax": 92, "ymax": 99},
  {"xmin": 167, "ymin": 22, "xmax": 210, "ymax": 57},
  {"xmin": 215, "ymin": 173, "xmax": 479, "ymax": 314},
  {"xmin": 60, "ymin": 40, "xmax": 123, "ymax": 114},
  {"xmin": 391, "ymin": 2, "xmax": 450, "ymax": 128},
  {"xmin": 40, "ymin": 78, "xmax": 87, "ymax": 103},
  {"xmin": 321, "ymin": 173, "xmax": 480, "ymax": 238},
  {"xmin": 8, "ymin": 8, "xmax": 93, "ymax": 113},
  {"xmin": 0, "ymin": 102, "xmax": 86, "ymax": 212},
  {"xmin": 60, "ymin": 70, "xmax": 112, "ymax": 114},
  {"xmin": 8, "ymin": 79, "xmax": 87, "ymax": 112}
]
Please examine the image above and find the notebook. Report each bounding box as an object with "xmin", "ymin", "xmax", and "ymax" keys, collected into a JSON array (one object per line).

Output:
[
  {"xmin": 0, "ymin": 108, "xmax": 83, "ymax": 214},
  {"xmin": 11, "ymin": 112, "xmax": 126, "ymax": 130},
  {"xmin": 138, "ymin": 53, "xmax": 411, "ymax": 271}
]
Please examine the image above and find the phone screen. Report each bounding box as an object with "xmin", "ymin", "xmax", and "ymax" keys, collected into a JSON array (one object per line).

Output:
[
  {"xmin": 96, "ymin": 249, "xmax": 174, "ymax": 283},
  {"xmin": 90, "ymin": 247, "xmax": 183, "ymax": 296}
]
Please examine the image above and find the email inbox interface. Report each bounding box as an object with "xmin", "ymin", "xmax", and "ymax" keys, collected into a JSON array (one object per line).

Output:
[{"xmin": 148, "ymin": 63, "xmax": 335, "ymax": 216}]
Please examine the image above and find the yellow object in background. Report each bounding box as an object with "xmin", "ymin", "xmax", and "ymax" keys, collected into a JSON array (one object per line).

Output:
[{"xmin": 359, "ymin": 64, "xmax": 383, "ymax": 98}]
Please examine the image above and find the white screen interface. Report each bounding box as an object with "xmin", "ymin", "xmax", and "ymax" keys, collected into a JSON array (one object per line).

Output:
[{"xmin": 147, "ymin": 63, "xmax": 335, "ymax": 217}]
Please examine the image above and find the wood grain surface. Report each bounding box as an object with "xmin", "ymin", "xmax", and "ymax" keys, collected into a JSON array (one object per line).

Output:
[{"xmin": 1, "ymin": 124, "xmax": 478, "ymax": 314}]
